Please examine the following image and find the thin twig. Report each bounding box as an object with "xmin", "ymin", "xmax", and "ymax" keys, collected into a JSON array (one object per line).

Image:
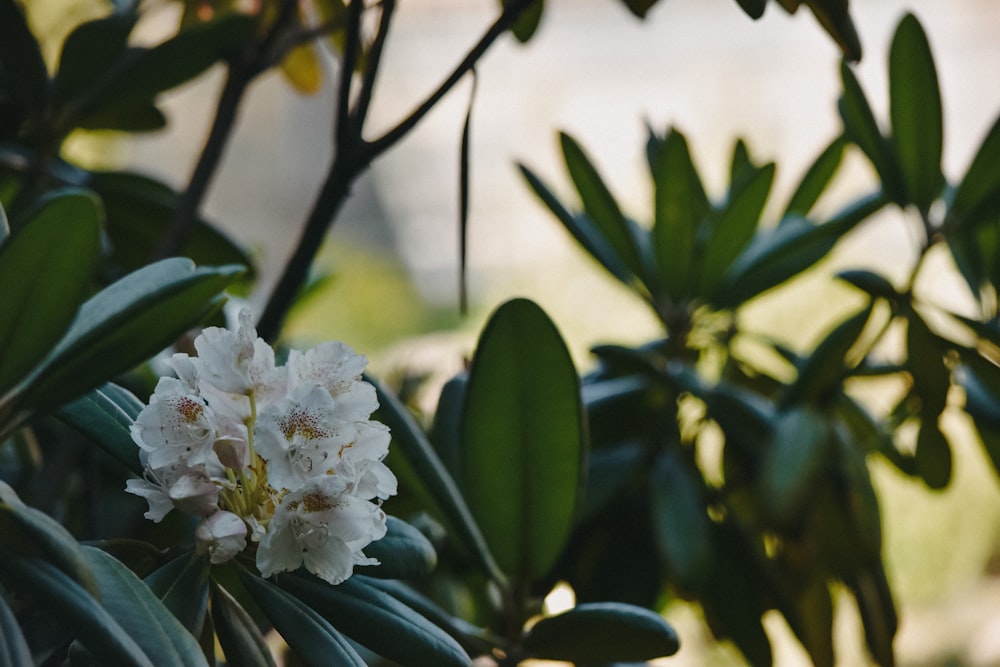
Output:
[
  {"xmin": 350, "ymin": 0, "xmax": 396, "ymax": 135},
  {"xmin": 335, "ymin": 0, "xmax": 364, "ymax": 150}
]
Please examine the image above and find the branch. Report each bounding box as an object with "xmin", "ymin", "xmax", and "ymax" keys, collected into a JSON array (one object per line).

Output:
[{"xmin": 350, "ymin": 0, "xmax": 396, "ymax": 135}]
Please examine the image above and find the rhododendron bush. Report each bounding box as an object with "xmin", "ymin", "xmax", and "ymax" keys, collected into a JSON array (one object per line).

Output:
[{"xmin": 3, "ymin": 0, "xmax": 1000, "ymax": 665}]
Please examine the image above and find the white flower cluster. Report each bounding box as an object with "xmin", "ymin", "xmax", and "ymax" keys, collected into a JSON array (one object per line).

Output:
[{"xmin": 126, "ymin": 309, "xmax": 397, "ymax": 585}]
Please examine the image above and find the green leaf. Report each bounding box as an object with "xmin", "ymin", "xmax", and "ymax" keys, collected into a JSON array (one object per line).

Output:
[
  {"xmin": 144, "ymin": 552, "xmax": 209, "ymax": 633},
  {"xmin": 461, "ymin": 298, "xmax": 584, "ymax": 582},
  {"xmin": 0, "ymin": 586, "xmax": 32, "ymax": 667},
  {"xmin": 0, "ymin": 0, "xmax": 49, "ymax": 120},
  {"xmin": 210, "ymin": 582, "xmax": 276, "ymax": 667},
  {"xmin": 520, "ymin": 164, "xmax": 635, "ymax": 284},
  {"xmin": 838, "ymin": 62, "xmax": 905, "ymax": 204},
  {"xmin": 68, "ymin": 14, "xmax": 256, "ymax": 129},
  {"xmin": 733, "ymin": 0, "xmax": 767, "ymax": 19},
  {"xmin": 713, "ymin": 192, "xmax": 887, "ymax": 308},
  {"xmin": 356, "ymin": 516, "xmax": 437, "ymax": 579},
  {"xmin": 906, "ymin": 312, "xmax": 950, "ymax": 416},
  {"xmin": 781, "ymin": 304, "xmax": 872, "ymax": 408},
  {"xmin": 81, "ymin": 546, "xmax": 207, "ymax": 667},
  {"xmin": 836, "ymin": 269, "xmax": 899, "ymax": 301},
  {"xmin": 54, "ymin": 13, "xmax": 136, "ymax": 105},
  {"xmin": 889, "ymin": 13, "xmax": 944, "ymax": 212},
  {"xmin": 914, "ymin": 419, "xmax": 951, "ymax": 489},
  {"xmin": 650, "ymin": 448, "xmax": 714, "ymax": 591},
  {"xmin": 277, "ymin": 573, "xmax": 470, "ymax": 667},
  {"xmin": 370, "ymin": 374, "xmax": 503, "ymax": 584},
  {"xmin": 784, "ymin": 136, "xmax": 846, "ymax": 218},
  {"xmin": 505, "ymin": 0, "xmax": 544, "ymax": 42},
  {"xmin": 620, "ymin": 0, "xmax": 660, "ymax": 18},
  {"xmin": 0, "ymin": 549, "xmax": 154, "ymax": 667},
  {"xmin": 242, "ymin": 573, "xmax": 365, "ymax": 667},
  {"xmin": 88, "ymin": 170, "xmax": 254, "ymax": 282},
  {"xmin": 17, "ymin": 258, "xmax": 243, "ymax": 410},
  {"xmin": 652, "ymin": 128, "xmax": 708, "ymax": 301},
  {"xmin": 0, "ymin": 480, "xmax": 98, "ymax": 594},
  {"xmin": 523, "ymin": 602, "xmax": 680, "ymax": 662},
  {"xmin": 428, "ymin": 373, "xmax": 467, "ymax": 483},
  {"xmin": 55, "ymin": 382, "xmax": 144, "ymax": 474},
  {"xmin": 760, "ymin": 407, "xmax": 832, "ymax": 526},
  {"xmin": 560, "ymin": 133, "xmax": 643, "ymax": 277},
  {"xmin": 698, "ymin": 162, "xmax": 775, "ymax": 296},
  {"xmin": 0, "ymin": 189, "xmax": 102, "ymax": 397},
  {"xmin": 788, "ymin": 570, "xmax": 835, "ymax": 667},
  {"xmin": 950, "ymin": 112, "xmax": 1000, "ymax": 230}
]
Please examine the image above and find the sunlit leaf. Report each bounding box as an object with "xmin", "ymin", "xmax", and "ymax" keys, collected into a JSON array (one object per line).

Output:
[
  {"xmin": 461, "ymin": 298, "xmax": 584, "ymax": 582},
  {"xmin": 0, "ymin": 190, "xmax": 101, "ymax": 397},
  {"xmin": 523, "ymin": 602, "xmax": 680, "ymax": 662},
  {"xmin": 889, "ymin": 13, "xmax": 944, "ymax": 212},
  {"xmin": 280, "ymin": 42, "xmax": 323, "ymax": 95}
]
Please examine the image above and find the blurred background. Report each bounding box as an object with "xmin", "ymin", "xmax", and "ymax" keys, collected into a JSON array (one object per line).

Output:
[{"xmin": 30, "ymin": 0, "xmax": 1000, "ymax": 663}]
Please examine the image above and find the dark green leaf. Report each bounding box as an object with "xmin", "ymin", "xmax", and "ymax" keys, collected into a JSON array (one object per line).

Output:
[
  {"xmin": 889, "ymin": 13, "xmax": 944, "ymax": 212},
  {"xmin": 714, "ymin": 192, "xmax": 886, "ymax": 308},
  {"xmin": 788, "ymin": 570, "xmax": 835, "ymax": 667},
  {"xmin": 950, "ymin": 112, "xmax": 1000, "ymax": 231},
  {"xmin": 356, "ymin": 515, "xmax": 437, "ymax": 579},
  {"xmin": 0, "ymin": 0, "xmax": 49, "ymax": 120},
  {"xmin": 650, "ymin": 449, "xmax": 713, "ymax": 590},
  {"xmin": 523, "ymin": 602, "xmax": 680, "ymax": 662},
  {"xmin": 461, "ymin": 298, "xmax": 584, "ymax": 582},
  {"xmin": 760, "ymin": 407, "xmax": 832, "ymax": 526},
  {"xmin": 906, "ymin": 312, "xmax": 950, "ymax": 416},
  {"xmin": 0, "ymin": 549, "xmax": 153, "ymax": 667},
  {"xmin": 803, "ymin": 0, "xmax": 862, "ymax": 62},
  {"xmin": 54, "ymin": 13, "xmax": 136, "ymax": 105},
  {"xmin": 836, "ymin": 269, "xmax": 899, "ymax": 301},
  {"xmin": 79, "ymin": 102, "xmax": 168, "ymax": 132},
  {"xmin": 914, "ymin": 420, "xmax": 951, "ymax": 489},
  {"xmin": 428, "ymin": 373, "xmax": 467, "ymax": 483},
  {"xmin": 520, "ymin": 164, "xmax": 634, "ymax": 284},
  {"xmin": 370, "ymin": 374, "xmax": 504, "ymax": 584},
  {"xmin": 620, "ymin": 0, "xmax": 660, "ymax": 18},
  {"xmin": 0, "ymin": 586, "xmax": 32, "ymax": 667},
  {"xmin": 698, "ymin": 162, "xmax": 775, "ymax": 296},
  {"xmin": 210, "ymin": 581, "xmax": 276, "ymax": 667},
  {"xmin": 56, "ymin": 382, "xmax": 144, "ymax": 474},
  {"xmin": 144, "ymin": 552, "xmax": 209, "ymax": 633},
  {"xmin": 560, "ymin": 132, "xmax": 643, "ymax": 277},
  {"xmin": 733, "ymin": 0, "xmax": 767, "ymax": 19},
  {"xmin": 652, "ymin": 128, "xmax": 708, "ymax": 301},
  {"xmin": 730, "ymin": 138, "xmax": 754, "ymax": 183},
  {"xmin": 18, "ymin": 258, "xmax": 243, "ymax": 410},
  {"xmin": 782, "ymin": 304, "xmax": 872, "ymax": 408},
  {"xmin": 277, "ymin": 572, "xmax": 470, "ymax": 667},
  {"xmin": 0, "ymin": 189, "xmax": 101, "ymax": 397},
  {"xmin": 505, "ymin": 0, "xmax": 544, "ymax": 42},
  {"xmin": 242, "ymin": 573, "xmax": 365, "ymax": 667},
  {"xmin": 849, "ymin": 565, "xmax": 897, "ymax": 667},
  {"xmin": 784, "ymin": 136, "xmax": 846, "ymax": 218},
  {"xmin": 81, "ymin": 546, "xmax": 208, "ymax": 667},
  {"xmin": 838, "ymin": 62, "xmax": 905, "ymax": 203}
]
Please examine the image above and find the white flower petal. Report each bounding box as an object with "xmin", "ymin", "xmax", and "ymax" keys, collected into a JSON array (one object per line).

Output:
[
  {"xmin": 125, "ymin": 478, "xmax": 174, "ymax": 522},
  {"xmin": 196, "ymin": 511, "xmax": 247, "ymax": 564}
]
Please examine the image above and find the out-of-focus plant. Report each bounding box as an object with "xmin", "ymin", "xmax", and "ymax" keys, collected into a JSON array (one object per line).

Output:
[{"xmin": 506, "ymin": 12, "xmax": 1000, "ymax": 666}]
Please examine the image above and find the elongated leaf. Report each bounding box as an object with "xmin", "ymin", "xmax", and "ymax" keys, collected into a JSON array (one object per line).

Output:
[
  {"xmin": 0, "ymin": 190, "xmax": 101, "ymax": 396},
  {"xmin": 356, "ymin": 516, "xmax": 437, "ymax": 579},
  {"xmin": 210, "ymin": 582, "xmax": 276, "ymax": 667},
  {"xmin": 0, "ymin": 201, "xmax": 8, "ymax": 243},
  {"xmin": 18, "ymin": 258, "xmax": 243, "ymax": 410},
  {"xmin": 837, "ymin": 269, "xmax": 899, "ymax": 301},
  {"xmin": 54, "ymin": 13, "xmax": 136, "ymax": 105},
  {"xmin": 461, "ymin": 298, "xmax": 584, "ymax": 582},
  {"xmin": 650, "ymin": 449, "xmax": 713, "ymax": 591},
  {"xmin": 561, "ymin": 133, "xmax": 643, "ymax": 277},
  {"xmin": 838, "ymin": 63, "xmax": 905, "ymax": 204},
  {"xmin": 760, "ymin": 407, "xmax": 832, "ymax": 526},
  {"xmin": 0, "ymin": 586, "xmax": 32, "ymax": 667},
  {"xmin": 0, "ymin": 549, "xmax": 153, "ymax": 667},
  {"xmin": 505, "ymin": 0, "xmax": 544, "ymax": 42},
  {"xmin": 784, "ymin": 136, "xmax": 846, "ymax": 218},
  {"xmin": 56, "ymin": 382, "xmax": 143, "ymax": 474},
  {"xmin": 950, "ymin": 112, "xmax": 1000, "ymax": 230},
  {"xmin": 714, "ymin": 192, "xmax": 887, "ymax": 308},
  {"xmin": 144, "ymin": 552, "xmax": 209, "ymax": 633},
  {"xmin": 788, "ymin": 569, "xmax": 835, "ymax": 667},
  {"xmin": 81, "ymin": 547, "xmax": 207, "ymax": 667},
  {"xmin": 242, "ymin": 573, "xmax": 365, "ymax": 667},
  {"xmin": 652, "ymin": 128, "xmax": 708, "ymax": 301},
  {"xmin": 278, "ymin": 573, "xmax": 470, "ymax": 667},
  {"xmin": 698, "ymin": 162, "xmax": 774, "ymax": 296},
  {"xmin": 889, "ymin": 14, "xmax": 944, "ymax": 212},
  {"xmin": 733, "ymin": 0, "xmax": 767, "ymax": 19},
  {"xmin": 523, "ymin": 602, "xmax": 680, "ymax": 662},
  {"xmin": 370, "ymin": 375, "xmax": 504, "ymax": 584},
  {"xmin": 914, "ymin": 420, "xmax": 951, "ymax": 489},
  {"xmin": 804, "ymin": 0, "xmax": 862, "ymax": 62},
  {"xmin": 621, "ymin": 0, "xmax": 660, "ymax": 18},
  {"xmin": 0, "ymin": 0, "xmax": 49, "ymax": 120},
  {"xmin": 0, "ymin": 480, "xmax": 97, "ymax": 594}
]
